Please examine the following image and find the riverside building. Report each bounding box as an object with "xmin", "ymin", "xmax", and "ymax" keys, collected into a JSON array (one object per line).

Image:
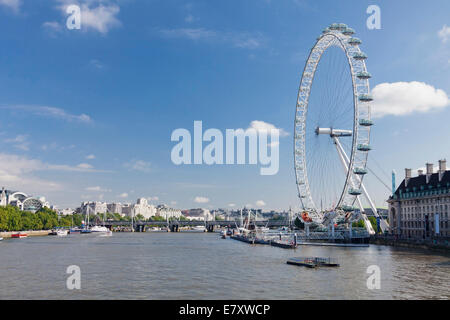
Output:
[{"xmin": 388, "ymin": 160, "xmax": 450, "ymax": 239}]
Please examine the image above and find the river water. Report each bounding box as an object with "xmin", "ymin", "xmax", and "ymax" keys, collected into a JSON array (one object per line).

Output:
[{"xmin": 0, "ymin": 232, "xmax": 448, "ymax": 299}]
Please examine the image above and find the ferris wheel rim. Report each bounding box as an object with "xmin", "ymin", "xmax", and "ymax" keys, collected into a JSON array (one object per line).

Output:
[{"xmin": 294, "ymin": 24, "xmax": 372, "ymax": 220}]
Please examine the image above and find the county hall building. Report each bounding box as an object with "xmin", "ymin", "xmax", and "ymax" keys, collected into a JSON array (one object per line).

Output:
[{"xmin": 388, "ymin": 160, "xmax": 450, "ymax": 239}]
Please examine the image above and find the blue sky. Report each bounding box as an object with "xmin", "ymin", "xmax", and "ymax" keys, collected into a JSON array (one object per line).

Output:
[{"xmin": 0, "ymin": 0, "xmax": 449, "ymax": 210}]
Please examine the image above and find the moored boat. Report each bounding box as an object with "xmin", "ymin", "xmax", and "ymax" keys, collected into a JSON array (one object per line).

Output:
[
  {"xmin": 57, "ymin": 229, "xmax": 68, "ymax": 236},
  {"xmin": 90, "ymin": 225, "xmax": 109, "ymax": 233},
  {"xmin": 11, "ymin": 233, "xmax": 27, "ymax": 239},
  {"xmin": 270, "ymin": 239, "xmax": 297, "ymax": 249}
]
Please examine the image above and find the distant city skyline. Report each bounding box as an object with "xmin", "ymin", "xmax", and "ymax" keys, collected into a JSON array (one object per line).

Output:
[{"xmin": 0, "ymin": 1, "xmax": 450, "ymax": 210}]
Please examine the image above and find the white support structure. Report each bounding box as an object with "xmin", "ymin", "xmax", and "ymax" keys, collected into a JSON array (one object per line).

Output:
[{"xmin": 333, "ymin": 136, "xmax": 388, "ymax": 233}]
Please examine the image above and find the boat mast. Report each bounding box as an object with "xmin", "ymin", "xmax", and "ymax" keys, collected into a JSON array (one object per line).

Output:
[{"xmin": 240, "ymin": 209, "xmax": 243, "ymax": 228}]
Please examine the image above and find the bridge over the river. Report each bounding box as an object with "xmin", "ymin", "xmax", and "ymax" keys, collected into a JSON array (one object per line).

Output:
[{"xmin": 90, "ymin": 220, "xmax": 290, "ymax": 232}]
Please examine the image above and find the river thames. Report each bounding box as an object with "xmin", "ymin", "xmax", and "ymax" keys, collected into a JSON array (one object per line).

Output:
[{"xmin": 0, "ymin": 232, "xmax": 449, "ymax": 300}]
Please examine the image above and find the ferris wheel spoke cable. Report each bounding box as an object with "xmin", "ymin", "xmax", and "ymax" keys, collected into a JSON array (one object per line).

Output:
[{"xmin": 340, "ymin": 139, "xmax": 391, "ymax": 193}]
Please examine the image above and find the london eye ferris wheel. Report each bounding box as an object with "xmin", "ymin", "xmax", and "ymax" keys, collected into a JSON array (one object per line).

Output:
[{"xmin": 294, "ymin": 23, "xmax": 380, "ymax": 231}]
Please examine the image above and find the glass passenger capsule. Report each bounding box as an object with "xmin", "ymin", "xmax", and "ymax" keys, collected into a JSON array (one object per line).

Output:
[
  {"xmin": 349, "ymin": 188, "xmax": 362, "ymax": 196},
  {"xmin": 348, "ymin": 37, "xmax": 361, "ymax": 45},
  {"xmin": 343, "ymin": 28, "xmax": 355, "ymax": 36},
  {"xmin": 359, "ymin": 119, "xmax": 374, "ymax": 126},
  {"xmin": 353, "ymin": 52, "xmax": 368, "ymax": 60},
  {"xmin": 353, "ymin": 167, "xmax": 368, "ymax": 175},
  {"xmin": 356, "ymin": 71, "xmax": 371, "ymax": 79},
  {"xmin": 359, "ymin": 94, "xmax": 373, "ymax": 102},
  {"xmin": 341, "ymin": 205, "xmax": 356, "ymax": 212},
  {"xmin": 357, "ymin": 144, "xmax": 372, "ymax": 151}
]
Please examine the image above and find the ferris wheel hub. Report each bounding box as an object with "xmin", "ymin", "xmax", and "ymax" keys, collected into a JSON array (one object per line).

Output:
[{"xmin": 315, "ymin": 127, "xmax": 353, "ymax": 137}]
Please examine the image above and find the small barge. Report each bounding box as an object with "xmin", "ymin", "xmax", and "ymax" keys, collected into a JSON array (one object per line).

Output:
[
  {"xmin": 287, "ymin": 257, "xmax": 340, "ymax": 268},
  {"xmin": 270, "ymin": 240, "xmax": 297, "ymax": 249}
]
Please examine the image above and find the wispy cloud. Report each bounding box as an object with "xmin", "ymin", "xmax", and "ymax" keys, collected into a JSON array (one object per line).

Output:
[
  {"xmin": 1, "ymin": 105, "xmax": 93, "ymax": 123},
  {"xmin": 158, "ymin": 28, "xmax": 265, "ymax": 49},
  {"xmin": 124, "ymin": 159, "xmax": 152, "ymax": 173},
  {"xmin": 194, "ymin": 196, "xmax": 210, "ymax": 204},
  {"xmin": 4, "ymin": 134, "xmax": 29, "ymax": 151},
  {"xmin": 438, "ymin": 25, "xmax": 450, "ymax": 43},
  {"xmin": 42, "ymin": 21, "xmax": 63, "ymax": 37},
  {"xmin": 0, "ymin": 0, "xmax": 21, "ymax": 13},
  {"xmin": 85, "ymin": 186, "xmax": 111, "ymax": 192}
]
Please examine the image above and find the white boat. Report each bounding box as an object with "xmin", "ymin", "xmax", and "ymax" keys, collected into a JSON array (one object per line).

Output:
[
  {"xmin": 191, "ymin": 225, "xmax": 207, "ymax": 232},
  {"xmin": 90, "ymin": 225, "xmax": 110, "ymax": 233},
  {"xmin": 57, "ymin": 229, "xmax": 68, "ymax": 236}
]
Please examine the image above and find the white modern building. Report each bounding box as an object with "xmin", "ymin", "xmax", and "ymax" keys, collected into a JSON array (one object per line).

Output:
[
  {"xmin": 80, "ymin": 201, "xmax": 107, "ymax": 215},
  {"xmin": 107, "ymin": 202, "xmax": 123, "ymax": 215},
  {"xmin": 184, "ymin": 208, "xmax": 213, "ymax": 221},
  {"xmin": 156, "ymin": 204, "xmax": 182, "ymax": 220},
  {"xmin": 58, "ymin": 208, "xmax": 75, "ymax": 216},
  {"xmin": 0, "ymin": 187, "xmax": 50, "ymax": 213},
  {"xmin": 132, "ymin": 198, "xmax": 157, "ymax": 219}
]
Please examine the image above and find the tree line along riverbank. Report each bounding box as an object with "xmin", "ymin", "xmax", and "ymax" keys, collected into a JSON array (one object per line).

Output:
[{"xmin": 0, "ymin": 205, "xmax": 182, "ymax": 233}]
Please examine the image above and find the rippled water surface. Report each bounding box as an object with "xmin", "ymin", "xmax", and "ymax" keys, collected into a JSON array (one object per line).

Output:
[{"xmin": 0, "ymin": 232, "xmax": 449, "ymax": 299}]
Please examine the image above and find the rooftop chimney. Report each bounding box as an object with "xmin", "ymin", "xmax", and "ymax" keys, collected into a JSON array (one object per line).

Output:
[
  {"xmin": 439, "ymin": 159, "xmax": 446, "ymax": 181},
  {"xmin": 418, "ymin": 169, "xmax": 424, "ymax": 176},
  {"xmin": 426, "ymin": 163, "xmax": 433, "ymax": 184},
  {"xmin": 405, "ymin": 168, "xmax": 412, "ymax": 187}
]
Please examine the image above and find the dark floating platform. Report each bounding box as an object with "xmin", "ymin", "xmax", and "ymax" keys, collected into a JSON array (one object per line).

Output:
[
  {"xmin": 287, "ymin": 257, "xmax": 340, "ymax": 268},
  {"xmin": 270, "ymin": 240, "xmax": 297, "ymax": 249}
]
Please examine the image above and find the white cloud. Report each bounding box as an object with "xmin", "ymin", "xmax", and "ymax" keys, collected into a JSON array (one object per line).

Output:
[
  {"xmin": 247, "ymin": 120, "xmax": 289, "ymax": 137},
  {"xmin": 194, "ymin": 196, "xmax": 210, "ymax": 204},
  {"xmin": 85, "ymin": 186, "xmax": 111, "ymax": 192},
  {"xmin": 0, "ymin": 0, "xmax": 21, "ymax": 12},
  {"xmin": 124, "ymin": 159, "xmax": 151, "ymax": 173},
  {"xmin": 56, "ymin": 1, "xmax": 121, "ymax": 34},
  {"xmin": 371, "ymin": 81, "xmax": 450, "ymax": 118},
  {"xmin": 228, "ymin": 203, "xmax": 236, "ymax": 207},
  {"xmin": 438, "ymin": 25, "xmax": 450, "ymax": 43},
  {"xmin": 4, "ymin": 134, "xmax": 29, "ymax": 151},
  {"xmin": 158, "ymin": 28, "xmax": 264, "ymax": 49},
  {"xmin": 77, "ymin": 163, "xmax": 93, "ymax": 169},
  {"xmin": 85, "ymin": 154, "xmax": 96, "ymax": 160},
  {"xmin": 0, "ymin": 153, "xmax": 61, "ymax": 192},
  {"xmin": 118, "ymin": 192, "xmax": 128, "ymax": 198},
  {"xmin": 255, "ymin": 200, "xmax": 266, "ymax": 207},
  {"xmin": 147, "ymin": 196, "xmax": 159, "ymax": 201},
  {"xmin": 1, "ymin": 105, "xmax": 92, "ymax": 123},
  {"xmin": 42, "ymin": 21, "xmax": 63, "ymax": 36},
  {"xmin": 159, "ymin": 28, "xmax": 216, "ymax": 40}
]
